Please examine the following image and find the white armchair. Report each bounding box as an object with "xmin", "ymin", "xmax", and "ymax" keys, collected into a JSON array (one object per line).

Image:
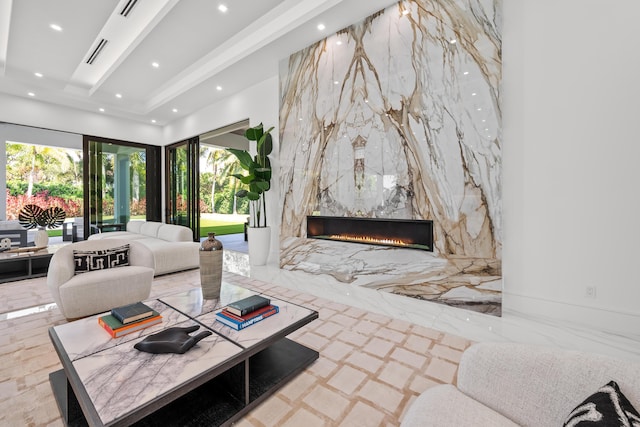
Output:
[
  {"xmin": 47, "ymin": 239, "xmax": 155, "ymax": 319},
  {"xmin": 402, "ymin": 342, "xmax": 640, "ymax": 426}
]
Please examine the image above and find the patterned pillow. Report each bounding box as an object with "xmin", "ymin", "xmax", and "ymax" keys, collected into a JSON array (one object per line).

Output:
[
  {"xmin": 73, "ymin": 244, "xmax": 130, "ymax": 274},
  {"xmin": 563, "ymin": 381, "xmax": 640, "ymax": 426}
]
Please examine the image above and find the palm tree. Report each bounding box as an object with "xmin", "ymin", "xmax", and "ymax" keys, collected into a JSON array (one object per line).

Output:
[
  {"xmin": 13, "ymin": 143, "xmax": 66, "ymax": 197},
  {"xmin": 201, "ymin": 147, "xmax": 238, "ymax": 213}
]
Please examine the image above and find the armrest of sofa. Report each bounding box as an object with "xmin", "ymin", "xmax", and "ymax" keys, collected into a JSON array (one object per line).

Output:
[{"xmin": 457, "ymin": 342, "xmax": 640, "ymax": 426}]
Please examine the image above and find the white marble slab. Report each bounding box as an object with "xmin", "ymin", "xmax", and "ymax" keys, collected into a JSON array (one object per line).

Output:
[
  {"xmin": 279, "ymin": 0, "xmax": 502, "ymax": 259},
  {"xmin": 71, "ymin": 319, "xmax": 242, "ymax": 425},
  {"xmin": 280, "ymin": 237, "xmax": 501, "ymax": 315}
]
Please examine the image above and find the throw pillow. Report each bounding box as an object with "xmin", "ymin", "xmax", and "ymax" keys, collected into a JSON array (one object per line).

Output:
[
  {"xmin": 73, "ymin": 244, "xmax": 130, "ymax": 274},
  {"xmin": 563, "ymin": 380, "xmax": 640, "ymax": 426}
]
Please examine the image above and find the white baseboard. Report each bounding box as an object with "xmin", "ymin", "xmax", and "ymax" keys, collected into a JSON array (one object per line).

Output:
[{"xmin": 503, "ymin": 292, "xmax": 640, "ymax": 337}]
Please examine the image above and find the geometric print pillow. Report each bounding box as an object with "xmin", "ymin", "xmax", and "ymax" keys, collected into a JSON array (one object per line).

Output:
[
  {"xmin": 563, "ymin": 381, "xmax": 640, "ymax": 427},
  {"xmin": 73, "ymin": 244, "xmax": 130, "ymax": 274}
]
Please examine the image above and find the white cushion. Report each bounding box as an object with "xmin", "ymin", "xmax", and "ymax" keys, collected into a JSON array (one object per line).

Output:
[
  {"xmin": 157, "ymin": 224, "xmax": 193, "ymax": 242},
  {"xmin": 57, "ymin": 266, "xmax": 153, "ymax": 319},
  {"xmin": 126, "ymin": 220, "xmax": 144, "ymax": 233},
  {"xmin": 84, "ymin": 221, "xmax": 199, "ymax": 276},
  {"xmin": 88, "ymin": 231, "xmax": 144, "ymax": 240},
  {"xmin": 457, "ymin": 343, "xmax": 640, "ymax": 427},
  {"xmin": 47, "ymin": 239, "xmax": 155, "ymax": 319},
  {"xmin": 143, "ymin": 240, "xmax": 200, "ymax": 275},
  {"xmin": 140, "ymin": 221, "xmax": 163, "ymax": 238},
  {"xmin": 401, "ymin": 384, "xmax": 518, "ymax": 427}
]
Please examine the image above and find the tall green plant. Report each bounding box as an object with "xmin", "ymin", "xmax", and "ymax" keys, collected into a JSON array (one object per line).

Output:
[{"xmin": 227, "ymin": 123, "xmax": 274, "ymax": 228}]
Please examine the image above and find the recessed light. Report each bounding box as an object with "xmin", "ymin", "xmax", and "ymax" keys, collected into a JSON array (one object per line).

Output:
[
  {"xmin": 450, "ymin": 39, "xmax": 457, "ymax": 44},
  {"xmin": 216, "ymin": 86, "xmax": 222, "ymax": 91},
  {"xmin": 151, "ymin": 62, "xmax": 159, "ymax": 68},
  {"xmin": 477, "ymin": 107, "xmax": 482, "ymax": 111},
  {"xmin": 99, "ymin": 108, "xmax": 105, "ymax": 112},
  {"xmin": 336, "ymin": 40, "xmax": 342, "ymax": 45},
  {"xmin": 34, "ymin": 72, "xmax": 43, "ymax": 78},
  {"xmin": 115, "ymin": 93, "xmax": 122, "ymax": 98},
  {"xmin": 151, "ymin": 119, "xmax": 156, "ymax": 123},
  {"xmin": 218, "ymin": 4, "xmax": 228, "ymax": 13},
  {"xmin": 172, "ymin": 108, "xmax": 178, "ymax": 113},
  {"xmin": 28, "ymin": 92, "xmax": 35, "ymax": 97},
  {"xmin": 402, "ymin": 9, "xmax": 410, "ymax": 15},
  {"xmin": 472, "ymin": 92, "xmax": 477, "ymax": 96},
  {"xmin": 50, "ymin": 24, "xmax": 62, "ymax": 32},
  {"xmin": 317, "ymin": 23, "xmax": 325, "ymax": 31},
  {"xmin": 463, "ymin": 71, "xmax": 469, "ymax": 75},
  {"xmin": 334, "ymin": 81, "xmax": 339, "ymax": 85}
]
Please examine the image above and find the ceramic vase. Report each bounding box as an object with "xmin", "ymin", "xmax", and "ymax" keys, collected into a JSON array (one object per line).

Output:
[
  {"xmin": 247, "ymin": 226, "xmax": 271, "ymax": 266},
  {"xmin": 34, "ymin": 227, "xmax": 49, "ymax": 247},
  {"xmin": 199, "ymin": 232, "xmax": 223, "ymax": 299}
]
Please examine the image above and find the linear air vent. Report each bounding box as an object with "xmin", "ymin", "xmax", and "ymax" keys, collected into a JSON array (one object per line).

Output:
[
  {"xmin": 85, "ymin": 39, "xmax": 108, "ymax": 65},
  {"xmin": 120, "ymin": 0, "xmax": 139, "ymax": 17}
]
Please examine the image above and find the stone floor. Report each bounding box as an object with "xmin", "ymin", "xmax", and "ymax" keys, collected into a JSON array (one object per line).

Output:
[{"xmin": 0, "ymin": 269, "xmax": 472, "ymax": 426}]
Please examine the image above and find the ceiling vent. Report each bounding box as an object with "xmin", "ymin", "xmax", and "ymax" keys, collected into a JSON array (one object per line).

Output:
[
  {"xmin": 120, "ymin": 0, "xmax": 139, "ymax": 17},
  {"xmin": 85, "ymin": 39, "xmax": 108, "ymax": 65}
]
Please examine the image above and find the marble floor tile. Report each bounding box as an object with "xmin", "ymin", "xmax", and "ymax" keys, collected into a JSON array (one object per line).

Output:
[{"xmin": 229, "ymin": 252, "xmax": 640, "ymax": 362}]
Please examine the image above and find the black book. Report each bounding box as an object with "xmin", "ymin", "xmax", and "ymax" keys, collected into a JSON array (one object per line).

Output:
[
  {"xmin": 226, "ymin": 295, "xmax": 270, "ymax": 317},
  {"xmin": 111, "ymin": 302, "xmax": 154, "ymax": 324}
]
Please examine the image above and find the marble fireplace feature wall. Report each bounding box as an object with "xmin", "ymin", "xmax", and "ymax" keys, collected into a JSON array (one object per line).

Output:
[{"xmin": 279, "ymin": 0, "xmax": 502, "ymax": 258}]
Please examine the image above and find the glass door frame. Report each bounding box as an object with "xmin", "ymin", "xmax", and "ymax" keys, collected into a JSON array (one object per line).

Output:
[
  {"xmin": 82, "ymin": 135, "xmax": 161, "ymax": 239},
  {"xmin": 165, "ymin": 137, "xmax": 199, "ymax": 241}
]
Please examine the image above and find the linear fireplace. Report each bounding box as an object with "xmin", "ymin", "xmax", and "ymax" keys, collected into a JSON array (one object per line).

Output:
[{"xmin": 306, "ymin": 216, "xmax": 433, "ymax": 251}]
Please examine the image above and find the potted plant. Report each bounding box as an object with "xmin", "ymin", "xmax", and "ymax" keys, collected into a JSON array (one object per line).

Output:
[{"xmin": 227, "ymin": 123, "xmax": 274, "ymax": 265}]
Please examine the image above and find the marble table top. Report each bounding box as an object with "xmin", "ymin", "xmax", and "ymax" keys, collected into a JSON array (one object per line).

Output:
[{"xmin": 49, "ymin": 282, "xmax": 318, "ymax": 426}]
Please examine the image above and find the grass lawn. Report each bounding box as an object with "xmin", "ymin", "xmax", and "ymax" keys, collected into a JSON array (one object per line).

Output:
[
  {"xmin": 199, "ymin": 218, "xmax": 245, "ymax": 237},
  {"xmin": 200, "ymin": 223, "xmax": 244, "ymax": 237}
]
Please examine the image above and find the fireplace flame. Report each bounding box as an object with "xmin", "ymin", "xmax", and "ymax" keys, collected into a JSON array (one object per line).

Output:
[{"xmin": 329, "ymin": 234, "xmax": 409, "ymax": 247}]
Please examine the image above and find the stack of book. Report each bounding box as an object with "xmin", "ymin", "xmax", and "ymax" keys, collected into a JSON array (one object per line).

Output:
[
  {"xmin": 215, "ymin": 295, "xmax": 279, "ymax": 331},
  {"xmin": 98, "ymin": 302, "xmax": 162, "ymax": 338}
]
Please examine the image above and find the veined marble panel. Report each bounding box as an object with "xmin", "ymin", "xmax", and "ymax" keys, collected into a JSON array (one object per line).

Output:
[
  {"xmin": 71, "ymin": 319, "xmax": 241, "ymax": 425},
  {"xmin": 279, "ymin": 0, "xmax": 502, "ymax": 258},
  {"xmin": 280, "ymin": 237, "xmax": 501, "ymax": 315}
]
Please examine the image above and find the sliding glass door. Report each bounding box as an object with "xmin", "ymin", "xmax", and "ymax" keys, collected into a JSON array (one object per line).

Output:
[
  {"xmin": 83, "ymin": 136, "xmax": 161, "ymax": 239},
  {"xmin": 166, "ymin": 137, "xmax": 199, "ymax": 240}
]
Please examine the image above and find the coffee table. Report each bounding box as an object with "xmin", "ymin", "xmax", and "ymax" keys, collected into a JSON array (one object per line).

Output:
[
  {"xmin": 48, "ymin": 282, "xmax": 319, "ymax": 426},
  {"xmin": 0, "ymin": 244, "xmax": 65, "ymax": 283}
]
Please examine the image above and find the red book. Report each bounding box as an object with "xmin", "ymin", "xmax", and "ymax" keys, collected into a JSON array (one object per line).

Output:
[
  {"xmin": 221, "ymin": 304, "xmax": 277, "ymax": 322},
  {"xmin": 98, "ymin": 314, "xmax": 162, "ymax": 338},
  {"xmin": 215, "ymin": 305, "xmax": 279, "ymax": 330}
]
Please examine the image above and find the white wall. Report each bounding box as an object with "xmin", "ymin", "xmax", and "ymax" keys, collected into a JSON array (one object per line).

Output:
[
  {"xmin": 0, "ymin": 93, "xmax": 163, "ymax": 145},
  {"xmin": 502, "ymin": 0, "xmax": 640, "ymax": 334}
]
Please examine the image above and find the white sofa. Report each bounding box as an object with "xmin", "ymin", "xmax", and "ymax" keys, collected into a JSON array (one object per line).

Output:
[
  {"xmin": 47, "ymin": 239, "xmax": 155, "ymax": 320},
  {"xmin": 87, "ymin": 220, "xmax": 200, "ymax": 276},
  {"xmin": 402, "ymin": 342, "xmax": 640, "ymax": 426}
]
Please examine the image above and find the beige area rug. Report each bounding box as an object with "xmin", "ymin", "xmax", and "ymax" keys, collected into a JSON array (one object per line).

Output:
[{"xmin": 0, "ymin": 269, "xmax": 473, "ymax": 426}]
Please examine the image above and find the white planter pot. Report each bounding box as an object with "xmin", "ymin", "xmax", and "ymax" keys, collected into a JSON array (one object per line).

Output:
[
  {"xmin": 247, "ymin": 226, "xmax": 271, "ymax": 266},
  {"xmin": 34, "ymin": 228, "xmax": 49, "ymax": 247}
]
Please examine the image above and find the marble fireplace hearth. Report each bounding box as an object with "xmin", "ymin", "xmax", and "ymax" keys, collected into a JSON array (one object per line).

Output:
[{"xmin": 280, "ymin": 237, "xmax": 502, "ymax": 316}]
